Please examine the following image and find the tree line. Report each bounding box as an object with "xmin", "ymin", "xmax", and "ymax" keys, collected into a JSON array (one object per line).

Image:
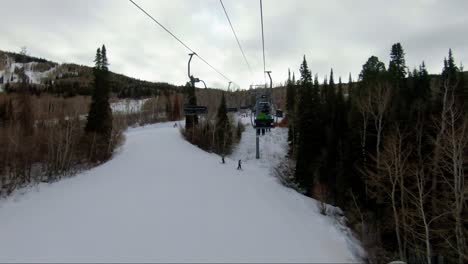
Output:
[
  {"xmin": 0, "ymin": 49, "xmax": 181, "ymax": 98},
  {"xmin": 0, "ymin": 45, "xmax": 160, "ymax": 197},
  {"xmin": 182, "ymin": 81, "xmax": 244, "ymax": 158},
  {"xmin": 284, "ymin": 44, "xmax": 467, "ymax": 263}
]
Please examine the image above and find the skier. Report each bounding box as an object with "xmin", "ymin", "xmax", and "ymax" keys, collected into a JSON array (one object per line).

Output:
[
  {"xmin": 221, "ymin": 155, "xmax": 225, "ymax": 164},
  {"xmin": 237, "ymin": 160, "xmax": 242, "ymax": 170}
]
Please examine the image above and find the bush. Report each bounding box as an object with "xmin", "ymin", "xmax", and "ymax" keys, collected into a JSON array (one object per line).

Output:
[
  {"xmin": 273, "ymin": 157, "xmax": 303, "ymax": 192},
  {"xmin": 0, "ymin": 93, "xmax": 125, "ymax": 197},
  {"xmin": 181, "ymin": 114, "xmax": 243, "ymax": 156}
]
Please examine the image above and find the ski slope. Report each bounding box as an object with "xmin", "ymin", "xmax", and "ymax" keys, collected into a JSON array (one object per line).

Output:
[{"xmin": 0, "ymin": 120, "xmax": 362, "ymax": 263}]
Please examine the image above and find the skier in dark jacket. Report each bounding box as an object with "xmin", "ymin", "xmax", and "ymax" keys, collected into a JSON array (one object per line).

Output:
[{"xmin": 237, "ymin": 160, "xmax": 242, "ymax": 170}]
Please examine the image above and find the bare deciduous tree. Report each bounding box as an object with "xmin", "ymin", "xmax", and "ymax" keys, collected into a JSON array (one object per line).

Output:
[
  {"xmin": 368, "ymin": 128, "xmax": 410, "ymax": 262},
  {"xmin": 432, "ymin": 85, "xmax": 468, "ymax": 263}
]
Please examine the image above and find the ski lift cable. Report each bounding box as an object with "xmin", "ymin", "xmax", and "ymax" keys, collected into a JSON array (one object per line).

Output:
[
  {"xmin": 219, "ymin": 0, "xmax": 253, "ymax": 78},
  {"xmin": 129, "ymin": 0, "xmax": 238, "ymax": 88}
]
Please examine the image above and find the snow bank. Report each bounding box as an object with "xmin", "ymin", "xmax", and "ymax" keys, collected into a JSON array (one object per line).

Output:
[
  {"xmin": 231, "ymin": 115, "xmax": 288, "ymax": 170},
  {"xmin": 0, "ymin": 120, "xmax": 362, "ymax": 263}
]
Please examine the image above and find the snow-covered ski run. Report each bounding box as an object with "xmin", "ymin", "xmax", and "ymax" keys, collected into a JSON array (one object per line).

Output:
[{"xmin": 0, "ymin": 120, "xmax": 362, "ymax": 263}]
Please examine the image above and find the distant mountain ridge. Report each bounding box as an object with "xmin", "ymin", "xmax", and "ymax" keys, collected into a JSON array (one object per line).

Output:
[{"xmin": 0, "ymin": 50, "xmax": 181, "ymax": 97}]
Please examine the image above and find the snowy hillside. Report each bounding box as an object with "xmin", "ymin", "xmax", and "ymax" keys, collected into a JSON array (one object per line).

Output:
[
  {"xmin": 0, "ymin": 54, "xmax": 57, "ymax": 86},
  {"xmin": 0, "ymin": 120, "xmax": 363, "ymax": 263}
]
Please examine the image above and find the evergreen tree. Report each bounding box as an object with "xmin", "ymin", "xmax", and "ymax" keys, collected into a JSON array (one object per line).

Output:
[
  {"xmin": 348, "ymin": 73, "xmax": 354, "ymax": 99},
  {"xmin": 388, "ymin": 43, "xmax": 407, "ymax": 84},
  {"xmin": 320, "ymin": 69, "xmax": 339, "ymax": 202},
  {"xmin": 215, "ymin": 93, "xmax": 232, "ymax": 155},
  {"xmin": 334, "ymin": 76, "xmax": 350, "ymax": 204},
  {"xmin": 442, "ymin": 49, "xmax": 459, "ymax": 84},
  {"xmin": 438, "ymin": 49, "xmax": 464, "ymax": 111},
  {"xmin": 319, "ymin": 75, "xmax": 328, "ymax": 103},
  {"xmin": 329, "ymin": 69, "xmax": 335, "ymax": 87},
  {"xmin": 388, "ymin": 43, "xmax": 409, "ymax": 123},
  {"xmin": 313, "ymin": 74, "xmax": 320, "ymax": 96},
  {"xmin": 85, "ymin": 45, "xmax": 113, "ymax": 143},
  {"xmin": 359, "ymin": 56, "xmax": 386, "ymax": 85},
  {"xmin": 286, "ymin": 69, "xmax": 296, "ymax": 114},
  {"xmin": 299, "ymin": 56, "xmax": 313, "ymax": 84},
  {"xmin": 459, "ymin": 63, "xmax": 468, "ymax": 111},
  {"xmin": 416, "ymin": 62, "xmax": 431, "ymax": 102},
  {"xmin": 101, "ymin": 45, "xmax": 109, "ymax": 71},
  {"xmin": 337, "ymin": 77, "xmax": 345, "ymax": 109},
  {"xmin": 94, "ymin": 48, "xmax": 102, "ymax": 70},
  {"xmin": 286, "ymin": 69, "xmax": 297, "ymax": 155},
  {"xmin": 295, "ymin": 56, "xmax": 321, "ymax": 194},
  {"xmin": 441, "ymin": 49, "xmax": 467, "ymax": 109},
  {"xmin": 327, "ymin": 69, "xmax": 336, "ymax": 106}
]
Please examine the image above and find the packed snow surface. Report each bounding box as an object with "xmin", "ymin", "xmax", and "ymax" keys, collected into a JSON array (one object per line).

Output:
[{"xmin": 0, "ymin": 119, "xmax": 361, "ymax": 263}]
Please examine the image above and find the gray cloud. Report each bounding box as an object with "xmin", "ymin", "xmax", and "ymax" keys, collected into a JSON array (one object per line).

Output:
[{"xmin": 1, "ymin": 0, "xmax": 467, "ymax": 89}]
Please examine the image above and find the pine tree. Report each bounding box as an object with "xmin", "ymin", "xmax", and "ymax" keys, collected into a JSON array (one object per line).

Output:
[
  {"xmin": 388, "ymin": 43, "xmax": 409, "ymax": 123},
  {"xmin": 337, "ymin": 77, "xmax": 345, "ymax": 108},
  {"xmin": 86, "ymin": 48, "xmax": 102, "ymax": 133},
  {"xmin": 101, "ymin": 45, "xmax": 109, "ymax": 71},
  {"xmin": 85, "ymin": 45, "xmax": 113, "ymax": 146},
  {"xmin": 299, "ymin": 56, "xmax": 313, "ymax": 85},
  {"xmin": 359, "ymin": 56, "xmax": 386, "ymax": 85},
  {"xmin": 286, "ymin": 69, "xmax": 297, "ymax": 155},
  {"xmin": 388, "ymin": 43, "xmax": 407, "ymax": 84},
  {"xmin": 441, "ymin": 49, "xmax": 459, "ymax": 88},
  {"xmin": 94, "ymin": 48, "xmax": 102, "ymax": 70},
  {"xmin": 348, "ymin": 73, "xmax": 354, "ymax": 99},
  {"xmin": 319, "ymin": 69, "xmax": 339, "ymax": 202},
  {"xmin": 329, "ymin": 69, "xmax": 335, "ymax": 87},
  {"xmin": 440, "ymin": 49, "xmax": 463, "ymax": 107},
  {"xmin": 321, "ymin": 75, "xmax": 328, "ymax": 103},
  {"xmin": 328, "ymin": 69, "xmax": 336, "ymax": 105},
  {"xmin": 313, "ymin": 74, "xmax": 320, "ymax": 96},
  {"xmin": 333, "ymin": 76, "xmax": 350, "ymax": 205},
  {"xmin": 416, "ymin": 62, "xmax": 430, "ymax": 101},
  {"xmin": 286, "ymin": 69, "xmax": 296, "ymax": 114},
  {"xmin": 215, "ymin": 93, "xmax": 232, "ymax": 155},
  {"xmin": 295, "ymin": 56, "xmax": 321, "ymax": 194},
  {"xmin": 459, "ymin": 63, "xmax": 468, "ymax": 111}
]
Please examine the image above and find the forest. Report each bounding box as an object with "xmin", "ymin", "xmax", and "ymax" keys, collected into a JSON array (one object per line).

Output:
[{"xmin": 281, "ymin": 43, "xmax": 467, "ymax": 264}]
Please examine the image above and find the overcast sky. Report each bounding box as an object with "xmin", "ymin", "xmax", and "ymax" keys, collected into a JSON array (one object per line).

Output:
[{"xmin": 1, "ymin": 0, "xmax": 467, "ymax": 89}]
